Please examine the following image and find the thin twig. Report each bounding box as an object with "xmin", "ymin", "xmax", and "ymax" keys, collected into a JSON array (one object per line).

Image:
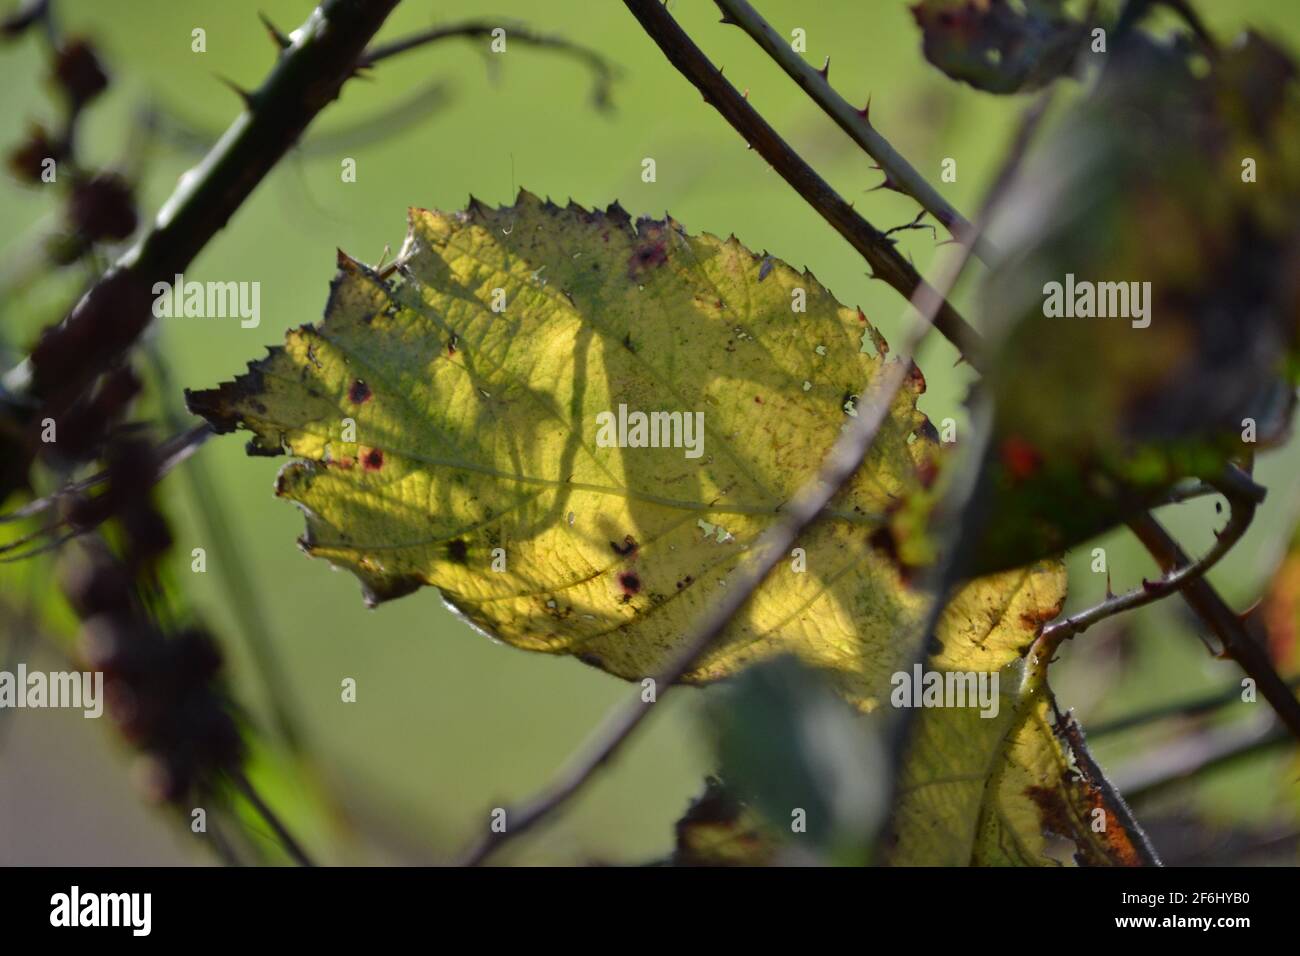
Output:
[
  {"xmin": 713, "ymin": 0, "xmax": 995, "ymax": 262},
  {"xmin": 1041, "ymin": 469, "xmax": 1260, "ymax": 643},
  {"xmin": 0, "ymin": 518, "xmax": 64, "ymax": 557},
  {"xmin": 230, "ymin": 768, "xmax": 316, "ymax": 867},
  {"xmin": 146, "ymin": 17, "xmax": 618, "ymax": 160},
  {"xmin": 622, "ymin": 0, "xmax": 984, "ymax": 366},
  {"xmin": 1051, "ymin": 694, "xmax": 1163, "ymax": 865},
  {"xmin": 0, "ymin": 529, "xmax": 77, "ymax": 563},
  {"xmin": 1090, "ymin": 674, "xmax": 1300, "ymax": 738},
  {"xmin": 140, "ymin": 79, "xmax": 455, "ymax": 159},
  {"xmin": 1157, "ymin": 478, "xmax": 1222, "ymax": 508},
  {"xmin": 204, "ymin": 815, "xmax": 245, "ymax": 867},
  {"xmin": 870, "ymin": 90, "xmax": 1056, "ymax": 860},
  {"xmin": 1127, "ymin": 511, "xmax": 1300, "ymax": 742},
  {"xmin": 361, "ymin": 19, "xmax": 620, "ymax": 110},
  {"xmin": 1113, "ymin": 717, "xmax": 1288, "ymax": 802},
  {"xmin": 0, "ymin": 424, "xmax": 210, "ymax": 525}
]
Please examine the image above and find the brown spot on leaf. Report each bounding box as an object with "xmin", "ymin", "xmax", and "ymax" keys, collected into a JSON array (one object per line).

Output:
[
  {"xmin": 1019, "ymin": 595, "xmax": 1065, "ymax": 631},
  {"xmin": 627, "ymin": 240, "xmax": 667, "ymax": 278},
  {"xmin": 906, "ymin": 360, "xmax": 927, "ymax": 394},
  {"xmin": 1023, "ymin": 784, "xmax": 1080, "ymax": 860},
  {"xmin": 916, "ymin": 456, "xmax": 939, "ymax": 490},
  {"xmin": 610, "ymin": 535, "xmax": 638, "ymax": 556},
  {"xmin": 447, "ymin": 539, "xmax": 469, "ymax": 564},
  {"xmin": 348, "ymin": 379, "xmax": 372, "ymax": 404},
  {"xmin": 870, "ymin": 523, "xmax": 918, "ymax": 585},
  {"xmin": 1023, "ymin": 717, "xmax": 1149, "ymax": 866},
  {"xmin": 618, "ymin": 571, "xmax": 641, "ymax": 597},
  {"xmin": 869, "ymin": 527, "xmax": 899, "ymax": 565},
  {"xmin": 363, "ymin": 448, "xmax": 384, "ymax": 471}
]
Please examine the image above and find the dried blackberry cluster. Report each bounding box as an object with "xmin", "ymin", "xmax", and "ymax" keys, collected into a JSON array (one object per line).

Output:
[{"xmin": 61, "ymin": 437, "xmax": 244, "ymax": 803}]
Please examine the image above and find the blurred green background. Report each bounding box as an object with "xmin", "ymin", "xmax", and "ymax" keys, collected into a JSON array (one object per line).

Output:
[{"xmin": 2, "ymin": 0, "xmax": 1298, "ymax": 865}]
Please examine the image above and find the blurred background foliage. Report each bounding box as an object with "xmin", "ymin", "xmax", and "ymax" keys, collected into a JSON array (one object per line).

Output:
[{"xmin": 1, "ymin": 0, "xmax": 1298, "ymax": 864}]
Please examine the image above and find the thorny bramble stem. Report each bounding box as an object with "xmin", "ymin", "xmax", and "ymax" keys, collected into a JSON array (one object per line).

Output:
[
  {"xmin": 621, "ymin": 0, "xmax": 985, "ymax": 366},
  {"xmin": 1040, "ymin": 468, "xmax": 1262, "ymax": 645},
  {"xmin": 1127, "ymin": 510, "xmax": 1300, "ymax": 742},
  {"xmin": 713, "ymin": 0, "xmax": 996, "ymax": 262}
]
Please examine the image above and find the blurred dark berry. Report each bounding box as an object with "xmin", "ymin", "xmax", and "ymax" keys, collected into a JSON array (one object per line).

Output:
[
  {"xmin": 62, "ymin": 558, "xmax": 133, "ymax": 616},
  {"xmin": 105, "ymin": 434, "xmax": 159, "ymax": 491},
  {"xmin": 172, "ymin": 629, "xmax": 225, "ymax": 686},
  {"xmin": 6, "ymin": 124, "xmax": 61, "ymax": 183},
  {"xmin": 30, "ymin": 270, "xmax": 155, "ymax": 394},
  {"xmin": 79, "ymin": 612, "xmax": 136, "ymax": 675},
  {"xmin": 68, "ymin": 173, "xmax": 137, "ymax": 242},
  {"xmin": 133, "ymin": 754, "xmax": 179, "ymax": 804},
  {"xmin": 51, "ymin": 37, "xmax": 108, "ymax": 108},
  {"xmin": 121, "ymin": 502, "xmax": 173, "ymax": 562},
  {"xmin": 41, "ymin": 367, "xmax": 143, "ymax": 464}
]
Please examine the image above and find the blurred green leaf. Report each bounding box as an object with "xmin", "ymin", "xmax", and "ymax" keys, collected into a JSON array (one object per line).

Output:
[
  {"xmin": 708, "ymin": 656, "xmax": 887, "ymax": 863},
  {"xmin": 971, "ymin": 32, "xmax": 1300, "ymax": 573}
]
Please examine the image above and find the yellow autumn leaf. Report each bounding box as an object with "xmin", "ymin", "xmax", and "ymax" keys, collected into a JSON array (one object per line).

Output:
[
  {"xmin": 886, "ymin": 650, "xmax": 1154, "ymax": 866},
  {"xmin": 188, "ymin": 192, "xmax": 1147, "ymax": 864}
]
